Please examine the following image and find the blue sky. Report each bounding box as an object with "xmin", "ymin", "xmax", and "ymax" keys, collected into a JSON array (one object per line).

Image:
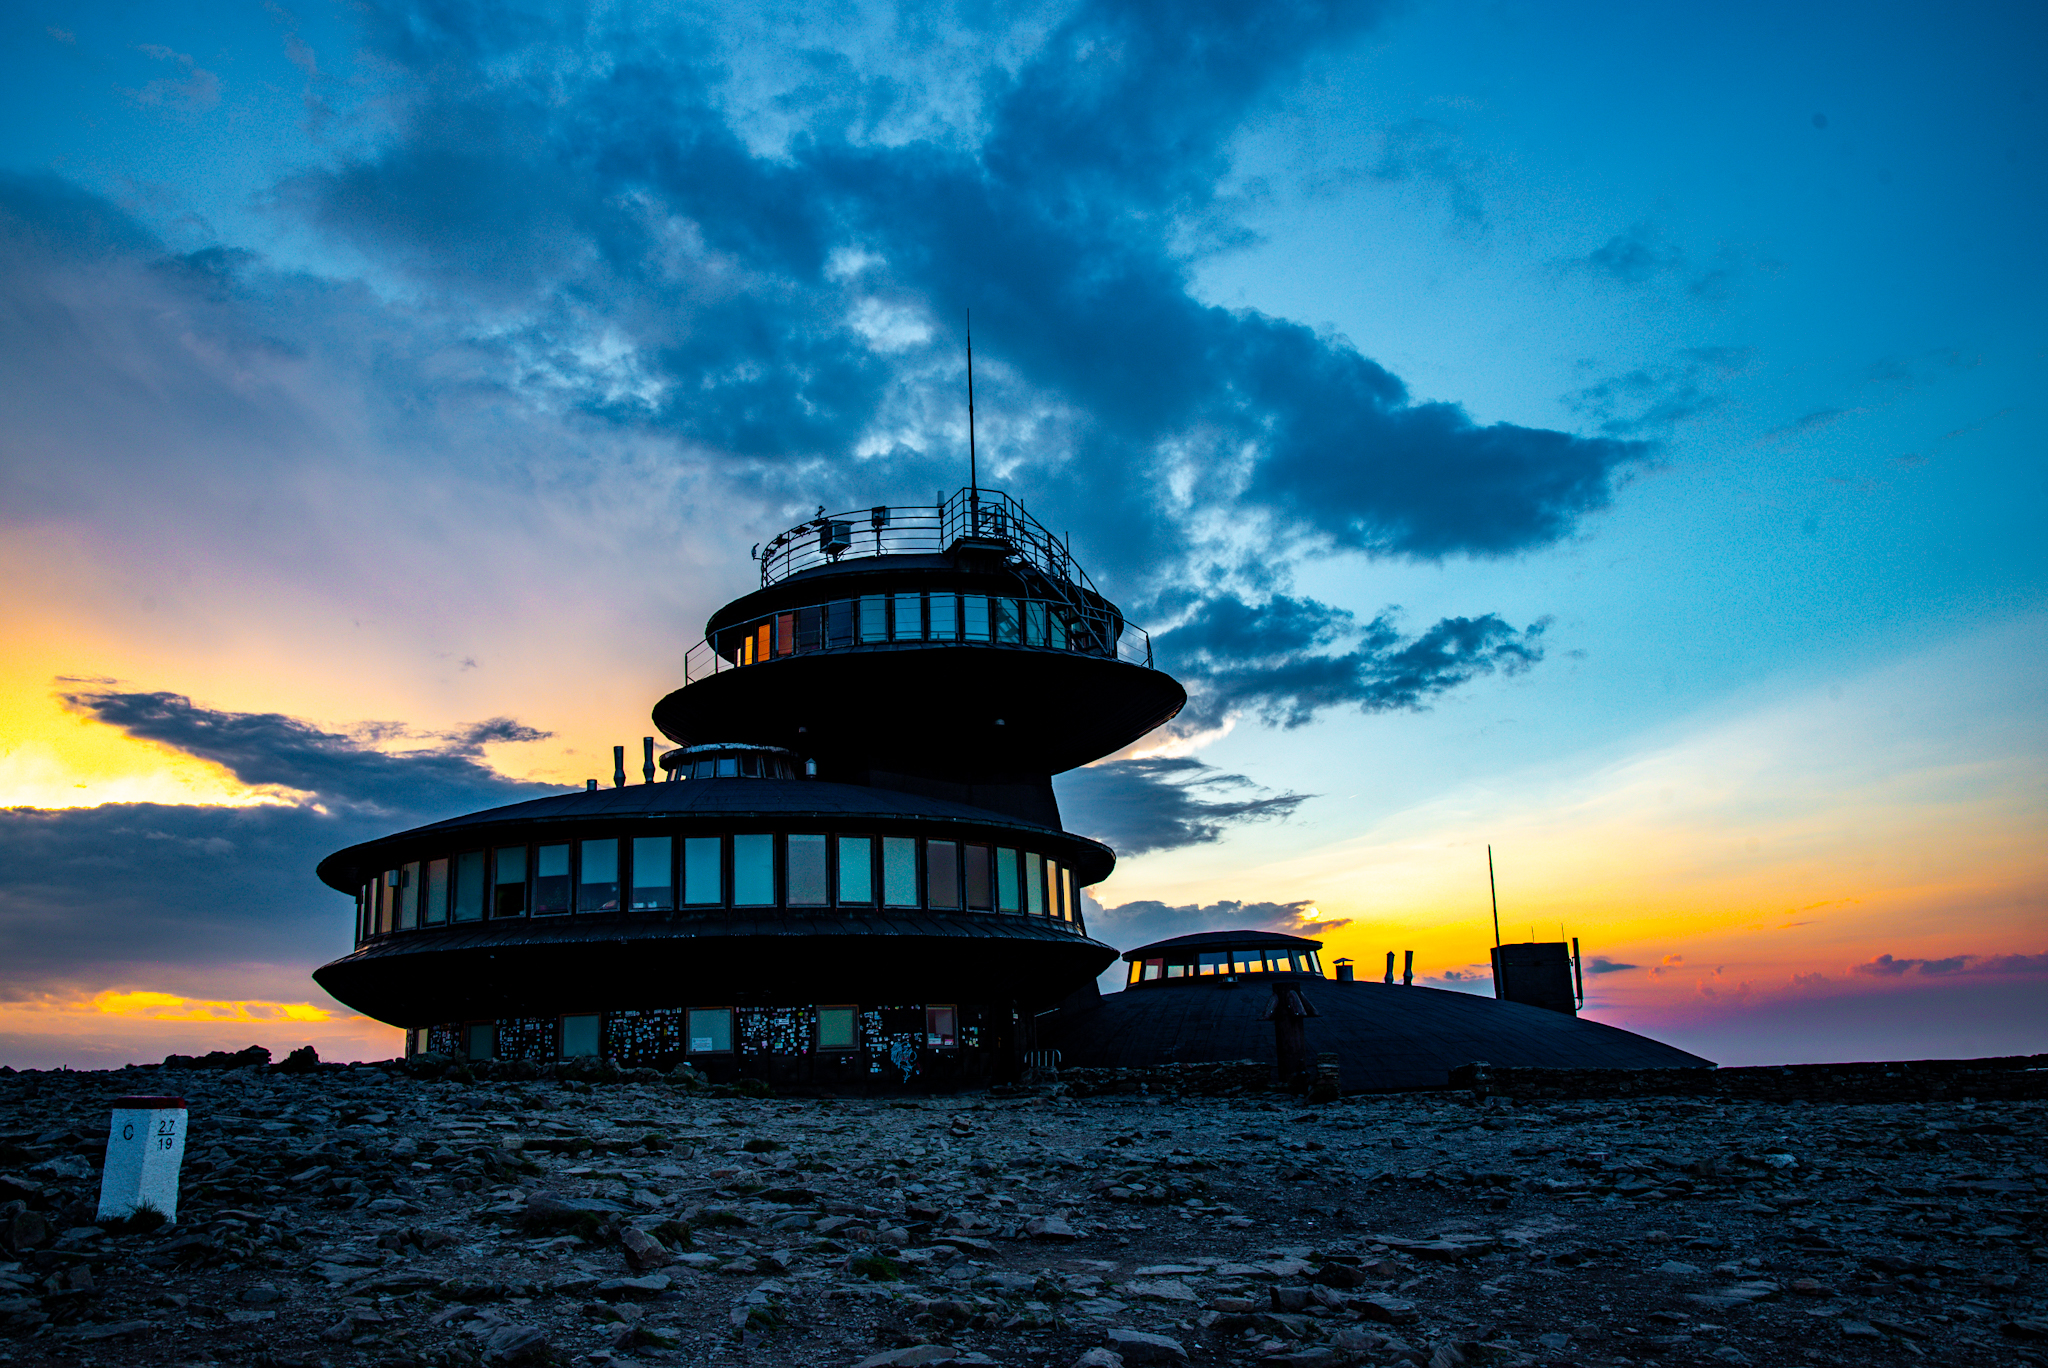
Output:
[{"xmin": 0, "ymin": 0, "xmax": 2041, "ymax": 1066}]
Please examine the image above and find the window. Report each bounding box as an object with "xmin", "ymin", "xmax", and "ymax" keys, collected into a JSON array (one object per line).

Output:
[
  {"xmin": 425, "ymin": 857, "xmax": 449, "ymax": 925},
  {"xmin": 882, "ymin": 836, "xmax": 918, "ymax": 907},
  {"xmin": 493, "ymin": 848, "xmax": 527, "ymax": 918},
  {"xmin": 683, "ymin": 836, "xmax": 722, "ymax": 905},
  {"xmin": 926, "ymin": 1005, "xmax": 958, "ymax": 1048},
  {"xmin": 1050, "ymin": 612, "xmax": 1069, "ymax": 650},
  {"xmin": 1024, "ymin": 852, "xmax": 1044, "ymax": 915},
  {"xmin": 993, "ymin": 597, "xmax": 1020, "ymax": 643},
  {"xmin": 1305, "ymin": 952, "xmax": 1324, "ymax": 976},
  {"xmin": 963, "ymin": 595, "xmax": 990, "ymax": 641},
  {"xmin": 776, "ymin": 612, "xmax": 795, "ymax": 656},
  {"xmin": 1024, "ymin": 600, "xmax": 1047, "ymax": 646},
  {"xmin": 1141, "ymin": 959, "xmax": 1163, "ymax": 981},
  {"xmin": 534, "ymin": 843, "xmax": 571, "ymax": 914},
  {"xmin": 716, "ymin": 755, "xmax": 738, "ymax": 777},
  {"xmin": 1127, "ymin": 961, "xmax": 1143, "ymax": 986},
  {"xmin": 963, "ymin": 844, "xmax": 992, "ymax": 911},
  {"xmin": 827, "ymin": 599, "xmax": 855, "ymax": 649},
  {"xmin": 1233, "ymin": 949, "xmax": 1260, "ymax": 974},
  {"xmin": 733, "ymin": 834, "xmax": 775, "ymax": 906},
  {"xmin": 1198, "ymin": 950, "xmax": 1228, "ymax": 975},
  {"xmin": 454, "ymin": 851, "xmax": 485, "ymax": 922},
  {"xmin": 560, "ymin": 1014, "xmax": 600, "ymax": 1058},
  {"xmin": 376, "ymin": 873, "xmax": 394, "ymax": 933},
  {"xmin": 797, "ymin": 604, "xmax": 823, "ymax": 652},
  {"xmin": 787, "ymin": 834, "xmax": 828, "ymax": 905},
  {"xmin": 688, "ymin": 1007, "xmax": 733, "ymax": 1053},
  {"xmin": 926, "ymin": 840, "xmax": 960, "ymax": 909},
  {"xmin": 859, "ymin": 595, "xmax": 888, "ymax": 643},
  {"xmin": 837, "ymin": 836, "xmax": 873, "ymax": 904},
  {"xmin": 576, "ymin": 839, "xmax": 618, "ymax": 911},
  {"xmin": 1165, "ymin": 962, "xmax": 1187, "ymax": 978},
  {"xmin": 756, "ymin": 623, "xmax": 770, "ymax": 663},
  {"xmin": 995, "ymin": 848, "xmax": 1020, "ymax": 912},
  {"xmin": 1046, "ymin": 859, "xmax": 1064, "ymax": 919},
  {"xmin": 817, "ymin": 1006, "xmax": 858, "ymax": 1051},
  {"xmin": 631, "ymin": 836, "xmax": 673, "ymax": 910},
  {"xmin": 893, "ymin": 594, "xmax": 921, "ymax": 640},
  {"xmin": 398, "ymin": 862, "xmax": 420, "ymax": 930},
  {"xmin": 929, "ymin": 594, "xmax": 957, "ymax": 640},
  {"xmin": 466, "ymin": 1022, "xmax": 495, "ymax": 1061}
]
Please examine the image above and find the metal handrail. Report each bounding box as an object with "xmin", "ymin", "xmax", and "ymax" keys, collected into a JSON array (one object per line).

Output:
[
  {"xmin": 683, "ymin": 592, "xmax": 1154, "ymax": 684},
  {"xmin": 755, "ymin": 486, "xmax": 1102, "ymax": 603}
]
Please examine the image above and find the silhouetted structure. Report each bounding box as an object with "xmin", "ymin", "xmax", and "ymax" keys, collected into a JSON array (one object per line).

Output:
[
  {"xmin": 1491, "ymin": 939, "xmax": 1582, "ymax": 1015},
  {"xmin": 313, "ymin": 488, "xmax": 1183, "ymax": 1089}
]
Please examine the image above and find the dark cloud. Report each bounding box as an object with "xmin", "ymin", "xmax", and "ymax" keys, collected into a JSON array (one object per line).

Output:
[
  {"xmin": 1850, "ymin": 951, "xmax": 2047, "ymax": 978},
  {"xmin": 1577, "ymin": 223, "xmax": 1684, "ymax": 285},
  {"xmin": 1085, "ymin": 895, "xmax": 1328, "ymax": 954},
  {"xmin": 1157, "ymin": 592, "xmax": 1546, "ymax": 728},
  {"xmin": 1586, "ymin": 956, "xmax": 1637, "ymax": 974},
  {"xmin": 1564, "ymin": 346, "xmax": 1752, "ymax": 439},
  {"xmin": 1371, "ymin": 119, "xmax": 1487, "ymax": 229},
  {"xmin": 1057, "ymin": 756, "xmax": 1309, "ymax": 856}
]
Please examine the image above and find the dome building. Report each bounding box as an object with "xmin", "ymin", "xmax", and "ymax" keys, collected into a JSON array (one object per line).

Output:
[{"xmin": 311, "ymin": 488, "xmax": 1183, "ymax": 1089}]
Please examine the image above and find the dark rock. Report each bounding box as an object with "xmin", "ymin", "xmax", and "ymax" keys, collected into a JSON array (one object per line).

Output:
[{"xmin": 481, "ymin": 1323, "xmax": 554, "ymax": 1365}]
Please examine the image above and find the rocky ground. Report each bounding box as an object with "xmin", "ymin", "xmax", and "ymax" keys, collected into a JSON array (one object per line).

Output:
[{"xmin": 1, "ymin": 1059, "xmax": 2044, "ymax": 1368}]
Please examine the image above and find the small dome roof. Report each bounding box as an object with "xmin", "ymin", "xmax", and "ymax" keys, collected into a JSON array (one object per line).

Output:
[{"xmin": 1123, "ymin": 928, "xmax": 1323, "ymax": 961}]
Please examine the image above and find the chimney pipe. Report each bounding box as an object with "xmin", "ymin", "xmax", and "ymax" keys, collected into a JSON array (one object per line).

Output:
[
  {"xmin": 1402, "ymin": 950, "xmax": 1414, "ymax": 987},
  {"xmin": 585, "ymin": 779, "xmax": 597, "ymax": 792},
  {"xmin": 1335, "ymin": 959, "xmax": 1355, "ymax": 983},
  {"xmin": 642, "ymin": 736, "xmax": 656, "ymax": 784},
  {"xmin": 1384, "ymin": 951, "xmax": 1395, "ymax": 985},
  {"xmin": 612, "ymin": 745, "xmax": 626, "ymax": 788}
]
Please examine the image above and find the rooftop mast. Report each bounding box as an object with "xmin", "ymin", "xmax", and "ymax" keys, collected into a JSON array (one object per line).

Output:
[{"xmin": 966, "ymin": 310, "xmax": 979, "ymax": 527}]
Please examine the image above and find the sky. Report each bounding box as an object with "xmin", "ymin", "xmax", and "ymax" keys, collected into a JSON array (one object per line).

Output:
[{"xmin": 0, "ymin": 0, "xmax": 2041, "ymax": 1070}]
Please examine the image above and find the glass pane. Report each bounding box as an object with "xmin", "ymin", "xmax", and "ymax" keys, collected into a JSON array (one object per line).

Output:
[
  {"xmin": 817, "ymin": 1006, "xmax": 857, "ymax": 1050},
  {"xmin": 994, "ymin": 597, "xmax": 1020, "ymax": 643},
  {"xmin": 1064, "ymin": 869, "xmax": 1077, "ymax": 921},
  {"xmin": 1046, "ymin": 859, "xmax": 1063, "ymax": 919},
  {"xmin": 1050, "ymin": 612, "xmax": 1069, "ymax": 650},
  {"xmin": 827, "ymin": 599, "xmax": 855, "ymax": 649},
  {"xmin": 926, "ymin": 1006, "xmax": 957, "ymax": 1047},
  {"xmin": 963, "ymin": 844, "xmax": 992, "ymax": 911},
  {"xmin": 454, "ymin": 851, "xmax": 485, "ymax": 922},
  {"xmin": 1142, "ymin": 959, "xmax": 1162, "ymax": 981},
  {"xmin": 716, "ymin": 756, "xmax": 738, "ymax": 777},
  {"xmin": 893, "ymin": 594, "xmax": 921, "ymax": 640},
  {"xmin": 1024, "ymin": 852, "xmax": 1044, "ymax": 915},
  {"xmin": 837, "ymin": 836, "xmax": 873, "ymax": 904},
  {"xmin": 733, "ymin": 834, "xmax": 775, "ymax": 905},
  {"xmin": 1199, "ymin": 950, "xmax": 1228, "ymax": 974},
  {"xmin": 1127, "ymin": 960, "xmax": 1142, "ymax": 985},
  {"xmin": 377, "ymin": 873, "xmax": 394, "ymax": 933},
  {"xmin": 560, "ymin": 1014, "xmax": 600, "ymax": 1058},
  {"xmin": 577, "ymin": 838, "xmax": 619, "ymax": 911},
  {"xmin": 425, "ymin": 857, "xmax": 449, "ymax": 925},
  {"xmin": 398, "ymin": 862, "xmax": 420, "ymax": 930},
  {"xmin": 797, "ymin": 604, "xmax": 823, "ymax": 652},
  {"xmin": 995, "ymin": 848, "xmax": 1019, "ymax": 912},
  {"xmin": 683, "ymin": 836, "xmax": 722, "ymax": 905},
  {"xmin": 929, "ymin": 594, "xmax": 957, "ymax": 640},
  {"xmin": 740, "ymin": 753, "xmax": 761, "ymax": 777},
  {"xmin": 963, "ymin": 595, "xmax": 990, "ymax": 641},
  {"xmin": 881, "ymin": 836, "xmax": 918, "ymax": 907},
  {"xmin": 1166, "ymin": 962, "xmax": 1187, "ymax": 978},
  {"xmin": 1024, "ymin": 600, "xmax": 1047, "ymax": 646},
  {"xmin": 926, "ymin": 840, "xmax": 960, "ymax": 909},
  {"xmin": 776, "ymin": 612, "xmax": 795, "ymax": 655},
  {"xmin": 631, "ymin": 836, "xmax": 673, "ymax": 910},
  {"xmin": 859, "ymin": 595, "xmax": 888, "ymax": 643},
  {"xmin": 493, "ymin": 847, "xmax": 528, "ymax": 918},
  {"xmin": 466, "ymin": 1022, "xmax": 494, "ymax": 1060},
  {"xmin": 787, "ymin": 834, "xmax": 828, "ymax": 905},
  {"xmin": 534, "ymin": 843, "xmax": 570, "ymax": 915},
  {"xmin": 688, "ymin": 1007, "xmax": 733, "ymax": 1053}
]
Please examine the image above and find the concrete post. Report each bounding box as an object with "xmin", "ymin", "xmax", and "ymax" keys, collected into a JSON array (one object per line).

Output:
[{"xmin": 97, "ymin": 1095, "xmax": 188, "ymax": 1224}]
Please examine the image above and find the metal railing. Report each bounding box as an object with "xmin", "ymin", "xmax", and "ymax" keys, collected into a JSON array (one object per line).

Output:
[{"xmin": 683, "ymin": 590, "xmax": 1154, "ymax": 684}]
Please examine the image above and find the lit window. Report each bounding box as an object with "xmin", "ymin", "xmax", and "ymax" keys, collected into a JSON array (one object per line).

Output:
[
  {"xmin": 837, "ymin": 836, "xmax": 873, "ymax": 904},
  {"xmin": 756, "ymin": 623, "xmax": 770, "ymax": 662},
  {"xmin": 1234, "ymin": 950, "xmax": 1259, "ymax": 974},
  {"xmin": 817, "ymin": 1006, "xmax": 858, "ymax": 1051},
  {"xmin": 926, "ymin": 1005, "xmax": 958, "ymax": 1048},
  {"xmin": 453, "ymin": 851, "xmax": 485, "ymax": 922},
  {"xmin": 963, "ymin": 844, "xmax": 992, "ymax": 911},
  {"xmin": 688, "ymin": 1007, "xmax": 733, "ymax": 1053},
  {"xmin": 1306, "ymin": 952, "xmax": 1324, "ymax": 976},
  {"xmin": 1024, "ymin": 852, "xmax": 1044, "ymax": 915},
  {"xmin": 398, "ymin": 862, "xmax": 420, "ymax": 930},
  {"xmin": 631, "ymin": 836, "xmax": 673, "ymax": 910},
  {"xmin": 787, "ymin": 834, "xmax": 828, "ymax": 905},
  {"xmin": 859, "ymin": 595, "xmax": 888, "ymax": 643},
  {"xmin": 577, "ymin": 839, "xmax": 619, "ymax": 912},
  {"xmin": 1165, "ymin": 962, "xmax": 1187, "ymax": 978},
  {"xmin": 995, "ymin": 848, "xmax": 1020, "ymax": 912},
  {"xmin": 881, "ymin": 836, "xmax": 918, "ymax": 906},
  {"xmin": 963, "ymin": 595, "xmax": 990, "ymax": 641},
  {"xmin": 377, "ymin": 872, "xmax": 395, "ymax": 933},
  {"xmin": 560, "ymin": 1014, "xmax": 600, "ymax": 1058},
  {"xmin": 493, "ymin": 848, "xmax": 528, "ymax": 918},
  {"xmin": 733, "ymin": 834, "xmax": 774, "ymax": 906},
  {"xmin": 893, "ymin": 594, "xmax": 921, "ymax": 640},
  {"xmin": 1198, "ymin": 951, "xmax": 1228, "ymax": 975},
  {"xmin": 776, "ymin": 613, "xmax": 795, "ymax": 655},
  {"xmin": 425, "ymin": 857, "xmax": 449, "ymax": 925},
  {"xmin": 682, "ymin": 836, "xmax": 723, "ymax": 905},
  {"xmin": 466, "ymin": 1022, "xmax": 495, "ymax": 1061},
  {"xmin": 1046, "ymin": 859, "xmax": 1064, "ymax": 919},
  {"xmin": 929, "ymin": 594, "xmax": 957, "ymax": 640},
  {"xmin": 1141, "ymin": 959, "xmax": 1163, "ymax": 981},
  {"xmin": 534, "ymin": 843, "xmax": 570, "ymax": 914},
  {"xmin": 926, "ymin": 841, "xmax": 960, "ymax": 909},
  {"xmin": 1127, "ymin": 961, "xmax": 1142, "ymax": 985}
]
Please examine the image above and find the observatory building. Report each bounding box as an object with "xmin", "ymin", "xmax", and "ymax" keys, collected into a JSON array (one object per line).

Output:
[{"xmin": 312, "ymin": 489, "xmax": 1182, "ymax": 1088}]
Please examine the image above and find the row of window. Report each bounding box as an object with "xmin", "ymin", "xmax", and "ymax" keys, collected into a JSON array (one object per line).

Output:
[
  {"xmin": 724, "ymin": 592, "xmax": 1109, "ymax": 665},
  {"xmin": 1128, "ymin": 947, "xmax": 1326, "ymax": 983},
  {"xmin": 357, "ymin": 831, "xmax": 1084, "ymax": 940},
  {"xmin": 414, "ymin": 1005, "xmax": 962, "ymax": 1062}
]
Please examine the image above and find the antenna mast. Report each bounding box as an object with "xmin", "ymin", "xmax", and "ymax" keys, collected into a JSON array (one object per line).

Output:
[
  {"xmin": 966, "ymin": 310, "xmax": 979, "ymax": 526},
  {"xmin": 1488, "ymin": 844, "xmax": 1501, "ymax": 947}
]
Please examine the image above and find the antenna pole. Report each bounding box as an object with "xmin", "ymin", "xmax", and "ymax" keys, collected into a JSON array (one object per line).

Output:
[
  {"xmin": 966, "ymin": 310, "xmax": 979, "ymax": 525},
  {"xmin": 1488, "ymin": 844, "xmax": 1501, "ymax": 947}
]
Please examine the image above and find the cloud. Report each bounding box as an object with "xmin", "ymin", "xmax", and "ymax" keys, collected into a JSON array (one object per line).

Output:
[
  {"xmin": 1057, "ymin": 756, "xmax": 1309, "ymax": 855},
  {"xmin": 1371, "ymin": 119, "xmax": 1488, "ymax": 229},
  {"xmin": 1157, "ymin": 592, "xmax": 1547, "ymax": 729},
  {"xmin": 124, "ymin": 45, "xmax": 222, "ymax": 113},
  {"xmin": 1585, "ymin": 956, "xmax": 1637, "ymax": 974},
  {"xmin": 1850, "ymin": 951, "xmax": 2048, "ymax": 979},
  {"xmin": 1576, "ymin": 223, "xmax": 1684, "ymax": 285},
  {"xmin": 1759, "ymin": 407, "xmax": 1864, "ymax": 443},
  {"xmin": 1086, "ymin": 896, "xmax": 1323, "ymax": 953},
  {"xmin": 1565, "ymin": 347, "xmax": 1752, "ymax": 438}
]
